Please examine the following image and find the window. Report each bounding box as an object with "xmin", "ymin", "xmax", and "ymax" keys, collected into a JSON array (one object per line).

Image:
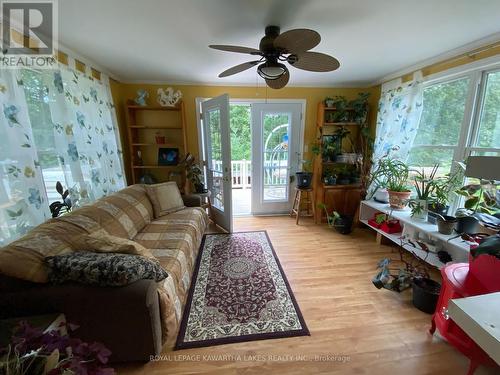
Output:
[{"xmin": 408, "ymin": 65, "xmax": 500, "ymax": 174}]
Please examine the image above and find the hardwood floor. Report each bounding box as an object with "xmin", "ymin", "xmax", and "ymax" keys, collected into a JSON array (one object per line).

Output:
[{"xmin": 117, "ymin": 216, "xmax": 492, "ymax": 375}]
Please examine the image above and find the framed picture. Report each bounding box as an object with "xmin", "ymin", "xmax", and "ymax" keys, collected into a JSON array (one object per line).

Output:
[{"xmin": 158, "ymin": 147, "xmax": 179, "ymax": 166}]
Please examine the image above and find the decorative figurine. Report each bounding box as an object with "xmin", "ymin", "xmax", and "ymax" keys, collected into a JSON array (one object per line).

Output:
[
  {"xmin": 136, "ymin": 150, "xmax": 143, "ymax": 165},
  {"xmin": 157, "ymin": 87, "xmax": 182, "ymax": 107},
  {"xmin": 134, "ymin": 89, "xmax": 149, "ymax": 106}
]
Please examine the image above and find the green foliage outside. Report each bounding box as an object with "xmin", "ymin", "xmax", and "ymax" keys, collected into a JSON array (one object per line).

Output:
[
  {"xmin": 21, "ymin": 69, "xmax": 59, "ymax": 168},
  {"xmin": 229, "ymin": 105, "xmax": 251, "ymax": 160},
  {"xmin": 408, "ymin": 71, "xmax": 500, "ymax": 172}
]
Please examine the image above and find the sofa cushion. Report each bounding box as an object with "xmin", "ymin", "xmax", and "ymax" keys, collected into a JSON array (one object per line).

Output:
[
  {"xmin": 0, "ymin": 220, "xmax": 88, "ymax": 283},
  {"xmin": 56, "ymin": 185, "xmax": 154, "ymax": 239},
  {"xmin": 133, "ymin": 207, "xmax": 209, "ymax": 315},
  {"xmin": 45, "ymin": 252, "xmax": 168, "ymax": 286},
  {"xmin": 70, "ymin": 232, "xmax": 154, "ymax": 258},
  {"xmin": 145, "ymin": 182, "xmax": 185, "ymax": 218}
]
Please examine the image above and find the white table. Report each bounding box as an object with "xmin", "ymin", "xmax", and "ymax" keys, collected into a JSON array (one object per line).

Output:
[
  {"xmin": 359, "ymin": 199, "xmax": 470, "ymax": 268},
  {"xmin": 448, "ymin": 292, "xmax": 500, "ymax": 365}
]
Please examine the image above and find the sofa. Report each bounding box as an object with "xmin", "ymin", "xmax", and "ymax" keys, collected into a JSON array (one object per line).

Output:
[{"xmin": 0, "ymin": 184, "xmax": 209, "ymax": 362}]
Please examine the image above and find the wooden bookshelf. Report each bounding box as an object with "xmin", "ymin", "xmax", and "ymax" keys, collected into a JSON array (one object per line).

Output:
[{"xmin": 125, "ymin": 100, "xmax": 188, "ymax": 189}]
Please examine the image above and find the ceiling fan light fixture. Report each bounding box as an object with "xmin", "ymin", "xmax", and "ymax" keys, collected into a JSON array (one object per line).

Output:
[{"xmin": 257, "ymin": 61, "xmax": 286, "ymax": 80}]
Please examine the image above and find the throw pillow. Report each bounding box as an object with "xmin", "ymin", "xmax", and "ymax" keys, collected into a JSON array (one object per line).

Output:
[
  {"xmin": 45, "ymin": 253, "xmax": 168, "ymax": 286},
  {"xmin": 69, "ymin": 232, "xmax": 154, "ymax": 259},
  {"xmin": 145, "ymin": 182, "xmax": 185, "ymax": 218}
]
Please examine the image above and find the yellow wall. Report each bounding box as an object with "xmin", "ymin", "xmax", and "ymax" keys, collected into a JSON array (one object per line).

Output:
[
  {"xmin": 111, "ymin": 83, "xmax": 380, "ymax": 183},
  {"xmin": 400, "ymin": 43, "xmax": 500, "ymax": 82}
]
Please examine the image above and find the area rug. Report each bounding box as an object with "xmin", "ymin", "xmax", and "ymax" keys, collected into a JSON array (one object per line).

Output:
[{"xmin": 175, "ymin": 231, "xmax": 309, "ymax": 349}]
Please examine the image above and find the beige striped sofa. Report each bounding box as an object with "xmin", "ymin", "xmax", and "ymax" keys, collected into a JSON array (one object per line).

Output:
[{"xmin": 0, "ymin": 184, "xmax": 209, "ymax": 362}]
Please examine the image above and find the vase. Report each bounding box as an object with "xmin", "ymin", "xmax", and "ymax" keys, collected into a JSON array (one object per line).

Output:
[{"xmin": 412, "ymin": 199, "xmax": 428, "ymax": 221}]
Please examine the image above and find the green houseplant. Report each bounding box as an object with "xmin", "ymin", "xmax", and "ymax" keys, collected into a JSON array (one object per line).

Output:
[
  {"xmin": 317, "ymin": 203, "xmax": 352, "ymax": 234},
  {"xmin": 371, "ymin": 158, "xmax": 411, "ymax": 209},
  {"xmin": 348, "ymin": 92, "xmax": 370, "ymax": 124},
  {"xmin": 408, "ymin": 164, "xmax": 439, "ymax": 221}
]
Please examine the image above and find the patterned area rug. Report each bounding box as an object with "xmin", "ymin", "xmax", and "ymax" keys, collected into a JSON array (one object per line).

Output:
[{"xmin": 175, "ymin": 231, "xmax": 309, "ymax": 349}]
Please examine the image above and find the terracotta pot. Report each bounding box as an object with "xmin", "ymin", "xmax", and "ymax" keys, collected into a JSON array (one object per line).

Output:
[
  {"xmin": 387, "ymin": 190, "xmax": 411, "ymax": 209},
  {"xmin": 436, "ymin": 215, "xmax": 457, "ymax": 235}
]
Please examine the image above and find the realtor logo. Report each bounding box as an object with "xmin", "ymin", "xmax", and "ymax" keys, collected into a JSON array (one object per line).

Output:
[{"xmin": 1, "ymin": 0, "xmax": 57, "ymax": 68}]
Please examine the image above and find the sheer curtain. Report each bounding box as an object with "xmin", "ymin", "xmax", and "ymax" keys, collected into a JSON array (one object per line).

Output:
[
  {"xmin": 372, "ymin": 72, "xmax": 424, "ymax": 161},
  {"xmin": 0, "ymin": 63, "xmax": 125, "ymax": 245},
  {"xmin": 0, "ymin": 69, "xmax": 51, "ymax": 245},
  {"xmin": 368, "ymin": 72, "xmax": 424, "ymax": 196}
]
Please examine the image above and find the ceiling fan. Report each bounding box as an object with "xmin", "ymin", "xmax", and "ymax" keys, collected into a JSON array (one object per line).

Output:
[{"xmin": 209, "ymin": 25, "xmax": 340, "ymax": 89}]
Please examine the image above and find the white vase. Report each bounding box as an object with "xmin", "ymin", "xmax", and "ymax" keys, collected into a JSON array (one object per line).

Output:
[{"xmin": 412, "ymin": 199, "xmax": 428, "ymax": 221}]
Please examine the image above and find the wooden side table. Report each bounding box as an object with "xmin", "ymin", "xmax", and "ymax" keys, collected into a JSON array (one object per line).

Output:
[{"xmin": 290, "ymin": 187, "xmax": 315, "ymax": 225}]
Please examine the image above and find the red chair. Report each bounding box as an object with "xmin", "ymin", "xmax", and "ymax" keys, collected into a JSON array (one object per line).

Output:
[{"xmin": 429, "ymin": 255, "xmax": 500, "ymax": 374}]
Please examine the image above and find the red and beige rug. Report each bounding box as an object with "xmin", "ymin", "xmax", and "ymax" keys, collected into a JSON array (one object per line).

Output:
[{"xmin": 175, "ymin": 231, "xmax": 309, "ymax": 349}]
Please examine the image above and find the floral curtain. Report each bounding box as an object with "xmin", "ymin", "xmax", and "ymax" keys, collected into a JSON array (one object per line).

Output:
[
  {"xmin": 42, "ymin": 65, "xmax": 125, "ymax": 204},
  {"xmin": 0, "ymin": 69, "xmax": 51, "ymax": 245},
  {"xmin": 0, "ymin": 64, "xmax": 125, "ymax": 245},
  {"xmin": 367, "ymin": 72, "xmax": 424, "ymax": 196},
  {"xmin": 372, "ymin": 72, "xmax": 424, "ymax": 161}
]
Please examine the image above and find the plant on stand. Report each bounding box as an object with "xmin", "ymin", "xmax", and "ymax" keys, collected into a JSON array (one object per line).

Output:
[
  {"xmin": 349, "ymin": 92, "xmax": 370, "ymax": 124},
  {"xmin": 372, "ymin": 158, "xmax": 411, "ymax": 209},
  {"xmin": 49, "ymin": 181, "xmax": 72, "ymax": 218}
]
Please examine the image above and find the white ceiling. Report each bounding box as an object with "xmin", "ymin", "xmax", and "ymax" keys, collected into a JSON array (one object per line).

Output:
[{"xmin": 59, "ymin": 0, "xmax": 500, "ymax": 87}]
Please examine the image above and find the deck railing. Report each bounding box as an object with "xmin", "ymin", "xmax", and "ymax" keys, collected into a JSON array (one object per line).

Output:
[{"xmin": 212, "ymin": 159, "xmax": 288, "ymax": 189}]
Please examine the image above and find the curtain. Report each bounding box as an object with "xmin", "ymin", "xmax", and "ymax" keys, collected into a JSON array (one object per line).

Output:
[
  {"xmin": 42, "ymin": 65, "xmax": 125, "ymax": 205},
  {"xmin": 0, "ymin": 69, "xmax": 51, "ymax": 245},
  {"xmin": 367, "ymin": 72, "xmax": 424, "ymax": 196},
  {"xmin": 0, "ymin": 64, "xmax": 125, "ymax": 245},
  {"xmin": 372, "ymin": 72, "xmax": 424, "ymax": 161}
]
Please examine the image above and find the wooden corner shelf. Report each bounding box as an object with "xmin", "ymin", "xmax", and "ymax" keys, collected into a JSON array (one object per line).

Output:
[{"xmin": 125, "ymin": 100, "xmax": 187, "ymax": 187}]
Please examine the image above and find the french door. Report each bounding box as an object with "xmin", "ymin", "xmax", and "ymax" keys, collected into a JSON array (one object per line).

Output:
[
  {"xmin": 251, "ymin": 103, "xmax": 302, "ymax": 214},
  {"xmin": 201, "ymin": 94, "xmax": 232, "ymax": 232}
]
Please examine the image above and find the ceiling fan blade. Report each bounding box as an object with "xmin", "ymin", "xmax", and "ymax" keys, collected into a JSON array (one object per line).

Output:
[
  {"xmin": 209, "ymin": 45, "xmax": 262, "ymax": 55},
  {"xmin": 265, "ymin": 68, "xmax": 290, "ymax": 89},
  {"xmin": 218, "ymin": 60, "xmax": 260, "ymax": 78},
  {"xmin": 288, "ymin": 52, "xmax": 340, "ymax": 72},
  {"xmin": 274, "ymin": 29, "xmax": 320, "ymax": 53}
]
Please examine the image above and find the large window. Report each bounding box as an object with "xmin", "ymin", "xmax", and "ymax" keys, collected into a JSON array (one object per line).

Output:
[{"xmin": 408, "ymin": 67, "xmax": 500, "ymax": 174}]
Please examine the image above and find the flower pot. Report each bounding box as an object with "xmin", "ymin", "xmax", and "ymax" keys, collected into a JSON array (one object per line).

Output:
[
  {"xmin": 456, "ymin": 216, "xmax": 479, "ymax": 234},
  {"xmin": 427, "ymin": 204, "xmax": 449, "ymax": 224},
  {"xmin": 333, "ymin": 215, "xmax": 353, "ymax": 235},
  {"xmin": 436, "ymin": 215, "xmax": 457, "ymax": 235},
  {"xmin": 387, "ymin": 190, "xmax": 411, "ymax": 209},
  {"xmin": 296, "ymin": 172, "xmax": 312, "ymax": 189},
  {"xmin": 327, "ymin": 176, "xmax": 337, "ymax": 185},
  {"xmin": 374, "ymin": 188, "xmax": 389, "ymax": 203},
  {"xmin": 380, "ymin": 220, "xmax": 402, "ymax": 234},
  {"xmin": 412, "ymin": 278, "xmax": 441, "ymax": 314},
  {"xmin": 337, "ymin": 177, "xmax": 350, "ymax": 185},
  {"xmin": 325, "ymin": 99, "xmax": 334, "ymax": 108}
]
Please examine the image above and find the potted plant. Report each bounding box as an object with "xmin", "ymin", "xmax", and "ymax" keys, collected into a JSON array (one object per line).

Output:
[
  {"xmin": 372, "ymin": 158, "xmax": 411, "ymax": 209},
  {"xmin": 427, "ymin": 170, "xmax": 462, "ymax": 224},
  {"xmin": 349, "ymin": 92, "xmax": 370, "ymax": 124},
  {"xmin": 372, "ymin": 236, "xmax": 441, "ymax": 314},
  {"xmin": 296, "ymin": 143, "xmax": 320, "ymax": 189},
  {"xmin": 408, "ymin": 164, "xmax": 439, "ymax": 221},
  {"xmin": 49, "ymin": 181, "xmax": 72, "ymax": 218},
  {"xmin": 324, "ymin": 97, "xmax": 335, "ymax": 108},
  {"xmin": 330, "ymin": 95, "xmax": 349, "ymax": 122},
  {"xmin": 318, "ymin": 203, "xmax": 353, "ymax": 234},
  {"xmin": 182, "ymin": 154, "xmax": 207, "ymax": 193},
  {"xmin": 337, "ymin": 165, "xmax": 351, "ymax": 185}
]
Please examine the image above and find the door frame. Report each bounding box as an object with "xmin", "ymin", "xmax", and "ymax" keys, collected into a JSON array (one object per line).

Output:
[
  {"xmin": 195, "ymin": 98, "xmax": 307, "ymax": 215},
  {"xmin": 196, "ymin": 97, "xmax": 306, "ymax": 168}
]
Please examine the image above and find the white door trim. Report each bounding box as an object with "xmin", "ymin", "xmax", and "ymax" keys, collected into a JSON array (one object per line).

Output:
[{"xmin": 195, "ymin": 98, "xmax": 306, "ymax": 164}]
